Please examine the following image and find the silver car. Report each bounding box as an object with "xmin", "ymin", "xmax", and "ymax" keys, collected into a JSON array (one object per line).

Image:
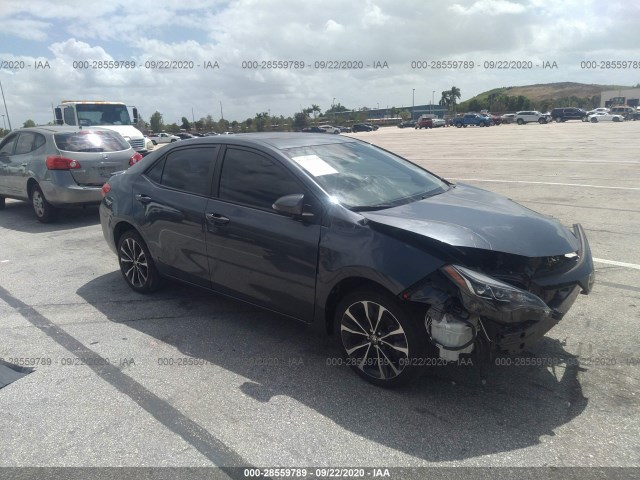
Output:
[{"xmin": 0, "ymin": 126, "xmax": 139, "ymax": 222}]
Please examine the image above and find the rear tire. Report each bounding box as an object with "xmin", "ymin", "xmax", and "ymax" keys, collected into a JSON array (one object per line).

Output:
[
  {"xmin": 334, "ymin": 288, "xmax": 426, "ymax": 387},
  {"xmin": 456, "ymin": 124, "xmax": 462, "ymax": 128},
  {"xmin": 117, "ymin": 230, "xmax": 161, "ymax": 293},
  {"xmin": 30, "ymin": 184, "xmax": 57, "ymax": 223},
  {"xmin": 591, "ymin": 117, "xmax": 598, "ymax": 123},
  {"xmin": 517, "ymin": 118, "xmax": 524, "ymax": 125},
  {"xmin": 0, "ymin": 196, "xmax": 5, "ymax": 210},
  {"xmin": 538, "ymin": 118, "xmax": 546, "ymax": 124}
]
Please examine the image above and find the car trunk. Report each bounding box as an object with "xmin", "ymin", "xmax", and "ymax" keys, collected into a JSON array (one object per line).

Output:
[
  {"xmin": 53, "ymin": 130, "xmax": 133, "ymax": 186},
  {"xmin": 65, "ymin": 151, "xmax": 131, "ymax": 186}
]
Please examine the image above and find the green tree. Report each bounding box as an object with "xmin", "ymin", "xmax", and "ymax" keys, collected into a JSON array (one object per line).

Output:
[
  {"xmin": 149, "ymin": 111, "xmax": 163, "ymax": 133},
  {"xmin": 165, "ymin": 123, "xmax": 180, "ymax": 133},
  {"xmin": 23, "ymin": 119, "xmax": 36, "ymax": 127},
  {"xmin": 293, "ymin": 112, "xmax": 309, "ymax": 130},
  {"xmin": 181, "ymin": 117, "xmax": 191, "ymax": 130}
]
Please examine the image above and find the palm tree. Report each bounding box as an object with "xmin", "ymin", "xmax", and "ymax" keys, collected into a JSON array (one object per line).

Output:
[
  {"xmin": 311, "ymin": 104, "xmax": 321, "ymax": 119},
  {"xmin": 449, "ymin": 86, "xmax": 461, "ymax": 113},
  {"xmin": 439, "ymin": 91, "xmax": 451, "ymax": 109}
]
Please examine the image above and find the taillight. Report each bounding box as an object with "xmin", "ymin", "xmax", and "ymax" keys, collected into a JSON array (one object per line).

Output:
[
  {"xmin": 129, "ymin": 152, "xmax": 143, "ymax": 166},
  {"xmin": 101, "ymin": 182, "xmax": 111, "ymax": 198},
  {"xmin": 46, "ymin": 155, "xmax": 81, "ymax": 170}
]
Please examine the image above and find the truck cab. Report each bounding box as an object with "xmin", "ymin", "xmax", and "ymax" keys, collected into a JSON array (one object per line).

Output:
[{"xmin": 54, "ymin": 101, "xmax": 147, "ymax": 154}]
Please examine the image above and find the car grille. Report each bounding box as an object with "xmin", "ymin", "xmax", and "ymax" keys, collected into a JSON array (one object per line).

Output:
[{"xmin": 129, "ymin": 138, "xmax": 145, "ymax": 150}]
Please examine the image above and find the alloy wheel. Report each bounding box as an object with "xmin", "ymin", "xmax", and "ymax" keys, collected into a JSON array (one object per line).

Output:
[
  {"xmin": 340, "ymin": 300, "xmax": 409, "ymax": 381},
  {"xmin": 119, "ymin": 237, "xmax": 149, "ymax": 288}
]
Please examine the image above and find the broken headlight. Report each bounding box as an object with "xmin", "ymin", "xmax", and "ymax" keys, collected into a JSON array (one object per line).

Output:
[{"xmin": 441, "ymin": 264, "xmax": 552, "ymax": 317}]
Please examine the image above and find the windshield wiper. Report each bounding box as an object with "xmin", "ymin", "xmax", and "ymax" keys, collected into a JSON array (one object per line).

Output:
[{"xmin": 350, "ymin": 204, "xmax": 396, "ymax": 212}]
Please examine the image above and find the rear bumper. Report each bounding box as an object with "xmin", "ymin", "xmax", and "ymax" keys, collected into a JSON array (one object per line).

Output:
[{"xmin": 39, "ymin": 175, "xmax": 103, "ymax": 206}]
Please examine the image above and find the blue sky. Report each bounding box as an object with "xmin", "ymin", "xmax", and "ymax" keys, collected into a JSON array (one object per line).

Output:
[{"xmin": 1, "ymin": 0, "xmax": 639, "ymax": 127}]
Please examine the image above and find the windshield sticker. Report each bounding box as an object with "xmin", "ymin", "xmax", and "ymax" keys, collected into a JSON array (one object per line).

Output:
[{"xmin": 291, "ymin": 154, "xmax": 338, "ymax": 177}]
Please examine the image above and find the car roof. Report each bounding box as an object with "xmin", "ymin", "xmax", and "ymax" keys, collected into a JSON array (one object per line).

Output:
[{"xmin": 176, "ymin": 132, "xmax": 360, "ymax": 150}]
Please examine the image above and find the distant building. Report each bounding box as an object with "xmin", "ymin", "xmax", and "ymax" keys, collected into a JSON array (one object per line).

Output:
[{"xmin": 600, "ymin": 88, "xmax": 640, "ymax": 108}]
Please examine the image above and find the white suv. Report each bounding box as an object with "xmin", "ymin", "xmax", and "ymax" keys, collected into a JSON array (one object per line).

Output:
[{"xmin": 515, "ymin": 111, "xmax": 548, "ymax": 125}]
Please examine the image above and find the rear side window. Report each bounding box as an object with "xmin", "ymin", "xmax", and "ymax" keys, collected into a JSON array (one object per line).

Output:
[
  {"xmin": 14, "ymin": 132, "xmax": 37, "ymax": 155},
  {"xmin": 54, "ymin": 130, "xmax": 130, "ymax": 152},
  {"xmin": 147, "ymin": 147, "xmax": 217, "ymax": 196}
]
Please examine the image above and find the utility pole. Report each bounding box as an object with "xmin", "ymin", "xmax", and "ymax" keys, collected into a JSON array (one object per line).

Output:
[
  {"xmin": 0, "ymin": 79, "xmax": 12, "ymax": 131},
  {"xmin": 432, "ymin": 90, "xmax": 435, "ymax": 115},
  {"xmin": 220, "ymin": 101, "xmax": 224, "ymax": 121},
  {"xmin": 412, "ymin": 89, "xmax": 415, "ymax": 120}
]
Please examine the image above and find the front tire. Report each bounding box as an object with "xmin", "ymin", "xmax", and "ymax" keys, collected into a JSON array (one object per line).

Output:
[
  {"xmin": 591, "ymin": 117, "xmax": 598, "ymax": 123},
  {"xmin": 335, "ymin": 289, "xmax": 426, "ymax": 387},
  {"xmin": 538, "ymin": 118, "xmax": 547, "ymax": 124},
  {"xmin": 31, "ymin": 184, "xmax": 57, "ymax": 223},
  {"xmin": 117, "ymin": 230, "xmax": 161, "ymax": 293}
]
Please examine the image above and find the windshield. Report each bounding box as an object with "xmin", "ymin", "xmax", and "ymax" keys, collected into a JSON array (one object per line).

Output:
[
  {"xmin": 54, "ymin": 130, "xmax": 131, "ymax": 152},
  {"xmin": 75, "ymin": 104, "xmax": 132, "ymax": 126},
  {"xmin": 282, "ymin": 142, "xmax": 449, "ymax": 210}
]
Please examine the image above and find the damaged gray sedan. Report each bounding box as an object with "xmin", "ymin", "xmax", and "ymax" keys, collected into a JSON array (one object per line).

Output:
[{"xmin": 100, "ymin": 133, "xmax": 594, "ymax": 387}]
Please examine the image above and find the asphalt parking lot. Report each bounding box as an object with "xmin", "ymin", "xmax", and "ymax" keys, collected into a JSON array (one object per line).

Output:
[{"xmin": 0, "ymin": 121, "xmax": 638, "ymax": 475}]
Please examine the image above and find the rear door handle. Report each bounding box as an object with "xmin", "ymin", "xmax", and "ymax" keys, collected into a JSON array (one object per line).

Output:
[
  {"xmin": 205, "ymin": 213, "xmax": 230, "ymax": 225},
  {"xmin": 135, "ymin": 194, "xmax": 152, "ymax": 204}
]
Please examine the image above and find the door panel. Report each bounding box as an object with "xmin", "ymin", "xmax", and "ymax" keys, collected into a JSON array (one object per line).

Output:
[
  {"xmin": 205, "ymin": 199, "xmax": 320, "ymax": 321},
  {"xmin": 131, "ymin": 145, "xmax": 219, "ymax": 287}
]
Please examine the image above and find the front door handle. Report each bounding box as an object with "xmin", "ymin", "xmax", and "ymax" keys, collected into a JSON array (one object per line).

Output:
[
  {"xmin": 135, "ymin": 194, "xmax": 152, "ymax": 204},
  {"xmin": 205, "ymin": 213, "xmax": 230, "ymax": 225}
]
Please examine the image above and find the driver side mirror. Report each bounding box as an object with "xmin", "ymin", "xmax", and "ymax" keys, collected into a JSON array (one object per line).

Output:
[{"xmin": 272, "ymin": 194, "xmax": 314, "ymax": 220}]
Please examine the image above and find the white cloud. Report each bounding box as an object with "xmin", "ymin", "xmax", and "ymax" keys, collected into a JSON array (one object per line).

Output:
[
  {"xmin": 449, "ymin": 0, "xmax": 527, "ymax": 16},
  {"xmin": 0, "ymin": 0, "xmax": 639, "ymax": 127}
]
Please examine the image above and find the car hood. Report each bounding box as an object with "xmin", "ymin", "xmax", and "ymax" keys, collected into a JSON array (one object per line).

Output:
[{"xmin": 360, "ymin": 183, "xmax": 579, "ymax": 257}]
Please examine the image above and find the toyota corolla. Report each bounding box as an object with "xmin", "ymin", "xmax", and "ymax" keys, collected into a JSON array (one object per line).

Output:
[{"xmin": 99, "ymin": 133, "xmax": 594, "ymax": 387}]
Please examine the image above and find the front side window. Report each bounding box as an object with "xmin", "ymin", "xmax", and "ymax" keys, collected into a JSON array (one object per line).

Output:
[
  {"xmin": 158, "ymin": 147, "xmax": 217, "ymax": 196},
  {"xmin": 0, "ymin": 134, "xmax": 18, "ymax": 155},
  {"xmin": 63, "ymin": 107, "xmax": 77, "ymax": 126},
  {"xmin": 219, "ymin": 148, "xmax": 303, "ymax": 210},
  {"xmin": 282, "ymin": 141, "xmax": 448, "ymax": 210}
]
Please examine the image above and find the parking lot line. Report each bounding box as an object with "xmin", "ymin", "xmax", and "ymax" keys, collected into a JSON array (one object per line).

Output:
[
  {"xmin": 452, "ymin": 178, "xmax": 640, "ymax": 191},
  {"xmin": 593, "ymin": 258, "xmax": 640, "ymax": 270}
]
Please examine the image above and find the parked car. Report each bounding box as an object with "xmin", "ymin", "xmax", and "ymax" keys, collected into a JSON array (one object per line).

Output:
[
  {"xmin": 148, "ymin": 132, "xmax": 180, "ymax": 144},
  {"xmin": 302, "ymin": 126, "xmax": 327, "ymax": 133},
  {"xmin": 100, "ymin": 133, "xmax": 594, "ymax": 387},
  {"xmin": 550, "ymin": 108, "xmax": 588, "ymax": 122},
  {"xmin": 0, "ymin": 126, "xmax": 140, "ymax": 222},
  {"xmin": 631, "ymin": 111, "xmax": 640, "ymax": 121},
  {"xmin": 415, "ymin": 117, "xmax": 433, "ymax": 129},
  {"xmin": 338, "ymin": 126, "xmax": 352, "ymax": 133},
  {"xmin": 501, "ymin": 113, "xmax": 516, "ymax": 124},
  {"xmin": 586, "ymin": 108, "xmax": 610, "ymax": 115},
  {"xmin": 352, "ymin": 123, "xmax": 374, "ymax": 132},
  {"xmin": 318, "ymin": 125, "xmax": 341, "ymax": 134},
  {"xmin": 364, "ymin": 123, "xmax": 379, "ymax": 131},
  {"xmin": 609, "ymin": 106, "xmax": 635, "ymax": 119},
  {"xmin": 397, "ymin": 120, "xmax": 417, "ymax": 128},
  {"xmin": 432, "ymin": 118, "xmax": 446, "ymax": 128},
  {"xmin": 451, "ymin": 113, "xmax": 492, "ymax": 127},
  {"xmin": 587, "ymin": 112, "xmax": 624, "ymax": 123},
  {"xmin": 175, "ymin": 133, "xmax": 196, "ymax": 140},
  {"xmin": 515, "ymin": 111, "xmax": 549, "ymax": 124}
]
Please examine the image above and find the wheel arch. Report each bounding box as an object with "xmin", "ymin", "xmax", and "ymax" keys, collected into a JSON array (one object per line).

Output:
[
  {"xmin": 26, "ymin": 177, "xmax": 39, "ymax": 199},
  {"xmin": 322, "ymin": 276, "xmax": 396, "ymax": 336},
  {"xmin": 113, "ymin": 220, "xmax": 139, "ymax": 249}
]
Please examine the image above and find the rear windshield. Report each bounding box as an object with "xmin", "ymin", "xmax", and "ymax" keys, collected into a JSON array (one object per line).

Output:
[{"xmin": 54, "ymin": 130, "xmax": 130, "ymax": 152}]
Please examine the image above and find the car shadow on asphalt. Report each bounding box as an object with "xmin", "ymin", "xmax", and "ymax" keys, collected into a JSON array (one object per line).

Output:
[
  {"xmin": 77, "ymin": 272, "xmax": 588, "ymax": 463},
  {"xmin": 0, "ymin": 200, "xmax": 100, "ymax": 233}
]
